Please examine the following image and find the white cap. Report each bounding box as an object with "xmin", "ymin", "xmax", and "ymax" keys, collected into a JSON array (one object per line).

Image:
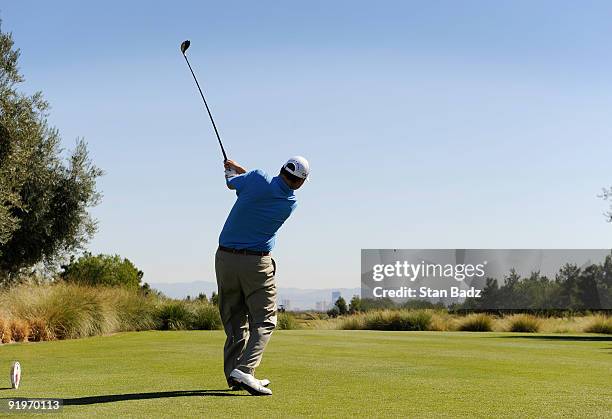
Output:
[{"xmin": 283, "ymin": 156, "xmax": 310, "ymax": 179}]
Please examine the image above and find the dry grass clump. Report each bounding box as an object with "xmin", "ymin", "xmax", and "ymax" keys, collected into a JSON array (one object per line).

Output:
[
  {"xmin": 0, "ymin": 316, "xmax": 13, "ymax": 343},
  {"xmin": 505, "ymin": 314, "xmax": 541, "ymax": 333},
  {"xmin": 338, "ymin": 310, "xmax": 432, "ymax": 331},
  {"xmin": 10, "ymin": 318, "xmax": 30, "ymax": 342},
  {"xmin": 429, "ymin": 311, "xmax": 453, "ymax": 331},
  {"xmin": 28, "ymin": 318, "xmax": 54, "ymax": 342},
  {"xmin": 0, "ymin": 283, "xmax": 161, "ymax": 340},
  {"xmin": 583, "ymin": 314, "xmax": 612, "ymax": 334},
  {"xmin": 456, "ymin": 313, "xmax": 494, "ymax": 332},
  {"xmin": 339, "ymin": 314, "xmax": 366, "ymax": 330}
]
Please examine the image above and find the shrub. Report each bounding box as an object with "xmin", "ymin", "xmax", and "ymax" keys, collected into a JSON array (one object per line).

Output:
[
  {"xmin": 277, "ymin": 312, "xmax": 298, "ymax": 330},
  {"xmin": 506, "ymin": 314, "xmax": 541, "ymax": 333},
  {"xmin": 584, "ymin": 315, "xmax": 612, "ymax": 334},
  {"xmin": 191, "ymin": 302, "xmax": 222, "ymax": 330},
  {"xmin": 457, "ymin": 313, "xmax": 493, "ymax": 332},
  {"xmin": 156, "ymin": 301, "xmax": 193, "ymax": 330},
  {"xmin": 10, "ymin": 319, "xmax": 30, "ymax": 342}
]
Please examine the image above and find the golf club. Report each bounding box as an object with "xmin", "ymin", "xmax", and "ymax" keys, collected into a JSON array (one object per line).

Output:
[{"xmin": 180, "ymin": 40, "xmax": 229, "ymax": 164}]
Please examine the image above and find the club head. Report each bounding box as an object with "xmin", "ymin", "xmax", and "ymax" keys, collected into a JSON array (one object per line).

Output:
[{"xmin": 180, "ymin": 40, "xmax": 191, "ymax": 54}]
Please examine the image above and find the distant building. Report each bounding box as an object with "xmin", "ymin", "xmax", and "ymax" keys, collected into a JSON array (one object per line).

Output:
[
  {"xmin": 316, "ymin": 301, "xmax": 330, "ymax": 312},
  {"xmin": 331, "ymin": 291, "xmax": 341, "ymax": 304},
  {"xmin": 280, "ymin": 299, "xmax": 291, "ymax": 310}
]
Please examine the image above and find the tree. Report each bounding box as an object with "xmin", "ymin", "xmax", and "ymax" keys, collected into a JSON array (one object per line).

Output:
[
  {"xmin": 601, "ymin": 187, "xmax": 612, "ymax": 223},
  {"xmin": 326, "ymin": 306, "xmax": 340, "ymax": 318},
  {"xmin": 498, "ymin": 269, "xmax": 521, "ymax": 309},
  {"xmin": 60, "ymin": 253, "xmax": 143, "ymax": 289},
  {"xmin": 349, "ymin": 295, "xmax": 362, "ymax": 313},
  {"xmin": 556, "ymin": 264, "xmax": 581, "ymax": 309},
  {"xmin": 575, "ymin": 265, "xmax": 602, "ymax": 309},
  {"xmin": 599, "ymin": 254, "xmax": 612, "ymax": 309},
  {"xmin": 479, "ymin": 277, "xmax": 499, "ymax": 309},
  {"xmin": 0, "ymin": 23, "xmax": 102, "ymax": 285},
  {"xmin": 140, "ymin": 281, "xmax": 152, "ymax": 295},
  {"xmin": 211, "ymin": 291, "xmax": 219, "ymax": 306},
  {"xmin": 335, "ymin": 296, "xmax": 348, "ymax": 315}
]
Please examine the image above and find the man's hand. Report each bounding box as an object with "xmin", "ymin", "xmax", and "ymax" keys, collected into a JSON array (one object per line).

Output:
[{"xmin": 224, "ymin": 159, "xmax": 247, "ymax": 175}]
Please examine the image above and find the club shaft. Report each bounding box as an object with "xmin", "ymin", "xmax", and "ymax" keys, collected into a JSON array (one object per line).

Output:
[{"xmin": 182, "ymin": 54, "xmax": 228, "ymax": 161}]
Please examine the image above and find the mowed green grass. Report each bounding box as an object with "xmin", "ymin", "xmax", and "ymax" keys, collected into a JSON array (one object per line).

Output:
[{"xmin": 0, "ymin": 331, "xmax": 610, "ymax": 418}]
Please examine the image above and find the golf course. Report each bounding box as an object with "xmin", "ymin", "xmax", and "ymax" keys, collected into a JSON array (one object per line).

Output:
[
  {"xmin": 3, "ymin": 2, "xmax": 612, "ymax": 417},
  {"xmin": 1, "ymin": 330, "xmax": 610, "ymax": 418}
]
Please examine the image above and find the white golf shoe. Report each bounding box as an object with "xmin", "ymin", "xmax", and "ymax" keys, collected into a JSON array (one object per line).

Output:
[
  {"xmin": 229, "ymin": 369, "xmax": 272, "ymax": 396},
  {"xmin": 229, "ymin": 375, "xmax": 270, "ymax": 389}
]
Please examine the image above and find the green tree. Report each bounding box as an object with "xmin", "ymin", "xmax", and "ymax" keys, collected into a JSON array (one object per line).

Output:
[
  {"xmin": 326, "ymin": 306, "xmax": 340, "ymax": 318},
  {"xmin": 335, "ymin": 296, "xmax": 348, "ymax": 315},
  {"xmin": 211, "ymin": 291, "xmax": 219, "ymax": 306},
  {"xmin": 498, "ymin": 269, "xmax": 521, "ymax": 309},
  {"xmin": 349, "ymin": 295, "xmax": 362, "ymax": 313},
  {"xmin": 575, "ymin": 265, "xmax": 602, "ymax": 309},
  {"xmin": 140, "ymin": 281, "xmax": 153, "ymax": 295},
  {"xmin": 601, "ymin": 187, "xmax": 612, "ymax": 223},
  {"xmin": 599, "ymin": 254, "xmax": 612, "ymax": 309},
  {"xmin": 479, "ymin": 277, "xmax": 500, "ymax": 309},
  {"xmin": 60, "ymin": 253, "xmax": 143, "ymax": 289},
  {"xmin": 0, "ymin": 24, "xmax": 102, "ymax": 284},
  {"xmin": 555, "ymin": 264, "xmax": 581, "ymax": 309}
]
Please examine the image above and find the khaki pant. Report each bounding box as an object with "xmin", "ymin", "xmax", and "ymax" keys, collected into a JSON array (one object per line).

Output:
[{"xmin": 215, "ymin": 249, "xmax": 277, "ymax": 382}]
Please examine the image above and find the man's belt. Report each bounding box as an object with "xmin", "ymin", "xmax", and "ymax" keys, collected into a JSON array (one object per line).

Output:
[{"xmin": 218, "ymin": 246, "xmax": 270, "ymax": 256}]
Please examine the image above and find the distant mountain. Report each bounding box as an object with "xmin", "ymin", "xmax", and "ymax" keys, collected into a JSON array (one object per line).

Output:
[
  {"xmin": 149, "ymin": 281, "xmax": 360, "ymax": 311},
  {"xmin": 149, "ymin": 281, "xmax": 217, "ymax": 299}
]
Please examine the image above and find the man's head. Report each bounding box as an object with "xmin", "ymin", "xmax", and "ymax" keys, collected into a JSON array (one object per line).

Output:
[{"xmin": 279, "ymin": 156, "xmax": 309, "ymax": 190}]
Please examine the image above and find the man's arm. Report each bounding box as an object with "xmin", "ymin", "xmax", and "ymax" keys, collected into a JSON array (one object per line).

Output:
[{"xmin": 224, "ymin": 160, "xmax": 247, "ymax": 190}]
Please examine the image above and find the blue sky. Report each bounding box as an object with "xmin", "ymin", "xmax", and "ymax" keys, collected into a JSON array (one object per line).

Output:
[{"xmin": 2, "ymin": 1, "xmax": 611, "ymax": 288}]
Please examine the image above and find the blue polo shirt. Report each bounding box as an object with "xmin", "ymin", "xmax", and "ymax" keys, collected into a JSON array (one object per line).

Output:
[{"xmin": 219, "ymin": 169, "xmax": 297, "ymax": 252}]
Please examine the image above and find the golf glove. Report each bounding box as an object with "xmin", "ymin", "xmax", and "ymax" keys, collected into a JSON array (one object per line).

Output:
[{"xmin": 225, "ymin": 167, "xmax": 238, "ymax": 179}]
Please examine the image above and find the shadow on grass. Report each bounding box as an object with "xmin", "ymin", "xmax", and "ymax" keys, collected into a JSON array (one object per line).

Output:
[
  {"xmin": 60, "ymin": 389, "xmax": 245, "ymax": 405},
  {"xmin": 0, "ymin": 388, "xmax": 13, "ymax": 391},
  {"xmin": 495, "ymin": 335, "xmax": 612, "ymax": 342}
]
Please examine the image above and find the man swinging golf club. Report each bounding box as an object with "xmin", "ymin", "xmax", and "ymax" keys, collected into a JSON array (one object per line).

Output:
[
  {"xmin": 216, "ymin": 156, "xmax": 309, "ymax": 396},
  {"xmin": 179, "ymin": 39, "xmax": 308, "ymax": 395}
]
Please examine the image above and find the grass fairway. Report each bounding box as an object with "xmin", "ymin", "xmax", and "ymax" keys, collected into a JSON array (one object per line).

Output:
[{"xmin": 0, "ymin": 331, "xmax": 610, "ymax": 418}]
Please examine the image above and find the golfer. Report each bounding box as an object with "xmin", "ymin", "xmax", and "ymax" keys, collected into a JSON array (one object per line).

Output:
[{"xmin": 215, "ymin": 156, "xmax": 309, "ymax": 396}]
